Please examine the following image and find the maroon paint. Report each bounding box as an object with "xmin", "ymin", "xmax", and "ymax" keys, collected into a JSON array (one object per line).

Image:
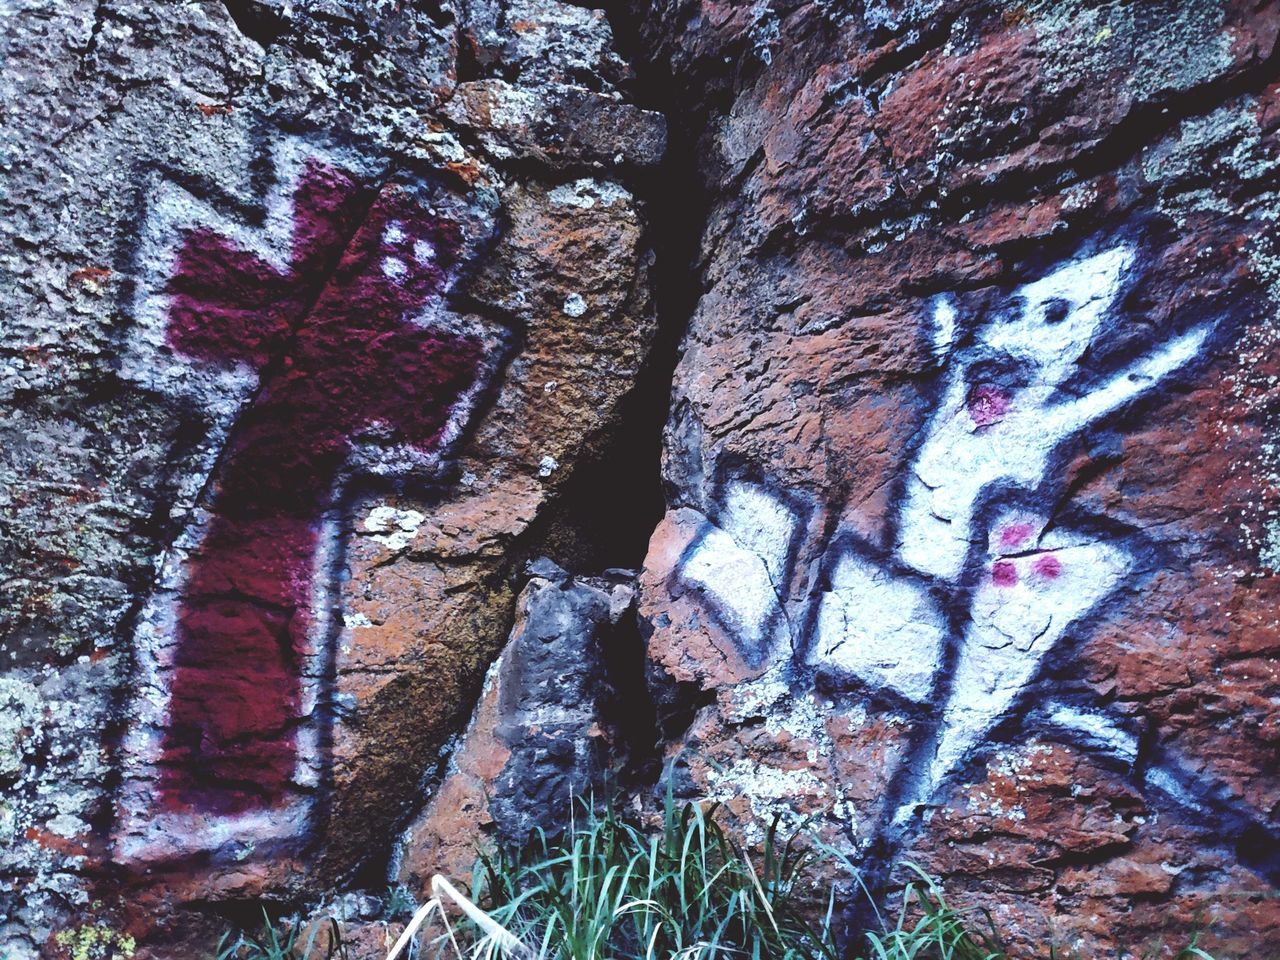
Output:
[
  {"xmin": 998, "ymin": 522, "xmax": 1034, "ymax": 549},
  {"xmin": 159, "ymin": 160, "xmax": 486, "ymax": 814},
  {"xmin": 1032, "ymin": 553, "xmax": 1063, "ymax": 580},
  {"xmin": 967, "ymin": 384, "xmax": 1011, "ymax": 427},
  {"xmin": 991, "ymin": 560, "xmax": 1018, "ymax": 588}
]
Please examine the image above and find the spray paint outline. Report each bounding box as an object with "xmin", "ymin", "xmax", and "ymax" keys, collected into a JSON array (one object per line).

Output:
[{"xmin": 108, "ymin": 119, "xmax": 517, "ymax": 866}]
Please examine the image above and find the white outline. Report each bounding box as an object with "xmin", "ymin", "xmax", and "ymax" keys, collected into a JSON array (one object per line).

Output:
[{"xmin": 114, "ymin": 138, "xmax": 501, "ymax": 865}]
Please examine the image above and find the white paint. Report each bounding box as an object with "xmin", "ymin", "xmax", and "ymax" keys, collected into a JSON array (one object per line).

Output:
[
  {"xmin": 1044, "ymin": 703, "xmax": 1139, "ymax": 764},
  {"xmin": 932, "ymin": 529, "xmax": 1131, "ymax": 786},
  {"xmin": 382, "ymin": 256, "xmax": 408, "ymax": 280},
  {"xmin": 538, "ymin": 455, "xmax": 558, "ymax": 477},
  {"xmin": 679, "ymin": 481, "xmax": 799, "ymax": 663},
  {"xmin": 931, "ymin": 296, "xmax": 956, "ymax": 359},
  {"xmin": 682, "ymin": 526, "xmax": 785, "ymax": 657},
  {"xmin": 114, "ymin": 510, "xmax": 329, "ymax": 863},
  {"xmin": 891, "ymin": 247, "xmax": 1209, "ymax": 800},
  {"xmin": 899, "ymin": 247, "xmax": 1206, "ymax": 582},
  {"xmin": 671, "ymin": 243, "xmax": 1216, "ymax": 817},
  {"xmin": 122, "ymin": 138, "xmax": 352, "ymax": 414},
  {"xmin": 414, "ymin": 238, "xmax": 436, "ymax": 263},
  {"xmin": 562, "ymin": 293, "xmax": 587, "ymax": 317},
  {"xmin": 808, "ymin": 552, "xmax": 942, "ymax": 702},
  {"xmin": 1144, "ymin": 765, "xmax": 1206, "ymax": 813},
  {"xmin": 363, "ymin": 505, "xmax": 427, "ymax": 550},
  {"xmin": 719, "ymin": 480, "xmax": 796, "ymax": 584}
]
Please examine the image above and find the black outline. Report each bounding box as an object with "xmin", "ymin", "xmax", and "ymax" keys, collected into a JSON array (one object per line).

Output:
[
  {"xmin": 669, "ymin": 455, "xmax": 816, "ymax": 669},
  {"xmin": 105, "ymin": 111, "xmax": 520, "ymax": 872},
  {"xmin": 670, "ymin": 225, "xmax": 1279, "ymax": 919}
]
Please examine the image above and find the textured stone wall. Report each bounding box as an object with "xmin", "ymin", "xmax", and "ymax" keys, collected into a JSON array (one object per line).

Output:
[
  {"xmin": 630, "ymin": 0, "xmax": 1280, "ymax": 955},
  {"xmin": 1, "ymin": 1, "xmax": 662, "ymax": 954},
  {"xmin": 5, "ymin": 0, "xmax": 1280, "ymax": 957}
]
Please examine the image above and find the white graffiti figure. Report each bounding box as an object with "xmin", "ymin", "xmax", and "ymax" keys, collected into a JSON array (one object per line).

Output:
[
  {"xmin": 899, "ymin": 246, "xmax": 1207, "ymax": 582},
  {"xmin": 680, "ymin": 480, "xmax": 799, "ymax": 663},
  {"xmin": 680, "ymin": 245, "xmax": 1212, "ymax": 819}
]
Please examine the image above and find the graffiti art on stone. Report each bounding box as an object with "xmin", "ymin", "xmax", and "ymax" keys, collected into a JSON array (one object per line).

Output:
[
  {"xmin": 113, "ymin": 136, "xmax": 507, "ymax": 861},
  {"xmin": 678, "ymin": 475, "xmax": 810, "ymax": 668},
  {"xmin": 674, "ymin": 241, "xmax": 1273, "ymax": 866}
]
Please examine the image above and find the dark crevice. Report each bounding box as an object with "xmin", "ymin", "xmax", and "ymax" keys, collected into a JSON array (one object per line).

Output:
[
  {"xmin": 647, "ymin": 666, "xmax": 717, "ymax": 745},
  {"xmin": 597, "ymin": 602, "xmax": 664, "ymax": 785},
  {"xmin": 411, "ymin": 0, "xmax": 456, "ymax": 30},
  {"xmin": 75, "ymin": 0, "xmax": 112, "ymax": 77},
  {"xmin": 220, "ymin": 0, "xmax": 290, "ymax": 48},
  {"xmin": 510, "ymin": 10, "xmax": 709, "ymax": 576}
]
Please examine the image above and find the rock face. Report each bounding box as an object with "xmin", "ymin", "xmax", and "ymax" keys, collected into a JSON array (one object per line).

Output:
[
  {"xmin": 397, "ymin": 564, "xmax": 641, "ymax": 889},
  {"xmin": 0, "ymin": 1, "xmax": 660, "ymax": 954},
  {"xmin": 630, "ymin": 0, "xmax": 1280, "ymax": 955},
  {"xmin": 5, "ymin": 0, "xmax": 1280, "ymax": 957}
]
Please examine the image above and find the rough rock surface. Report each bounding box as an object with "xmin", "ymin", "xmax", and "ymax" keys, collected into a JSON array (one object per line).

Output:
[
  {"xmin": 396, "ymin": 563, "xmax": 640, "ymax": 890},
  {"xmin": 6, "ymin": 0, "xmax": 1280, "ymax": 957},
  {"xmin": 630, "ymin": 0, "xmax": 1280, "ymax": 955},
  {"xmin": 0, "ymin": 0, "xmax": 660, "ymax": 955}
]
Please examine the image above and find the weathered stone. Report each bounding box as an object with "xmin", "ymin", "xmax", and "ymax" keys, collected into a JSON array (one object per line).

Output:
[
  {"xmin": 396, "ymin": 568, "xmax": 638, "ymax": 889},
  {"xmin": 443, "ymin": 80, "xmax": 667, "ymax": 169},
  {"xmin": 8, "ymin": 0, "xmax": 1280, "ymax": 956},
  {"xmin": 1, "ymin": 0, "xmax": 660, "ymax": 955},
  {"xmin": 294, "ymin": 912, "xmax": 405, "ymax": 960},
  {"xmin": 630, "ymin": 0, "xmax": 1280, "ymax": 954}
]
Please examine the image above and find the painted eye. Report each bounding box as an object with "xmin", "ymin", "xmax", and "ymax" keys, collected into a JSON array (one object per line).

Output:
[
  {"xmin": 413, "ymin": 239, "xmax": 436, "ymax": 264},
  {"xmin": 1043, "ymin": 298, "xmax": 1070, "ymax": 325}
]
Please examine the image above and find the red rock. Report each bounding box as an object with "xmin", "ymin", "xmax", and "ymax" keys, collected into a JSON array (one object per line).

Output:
[{"xmin": 631, "ymin": 0, "xmax": 1280, "ymax": 952}]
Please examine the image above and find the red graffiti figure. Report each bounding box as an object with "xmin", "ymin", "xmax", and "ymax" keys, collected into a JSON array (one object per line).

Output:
[{"xmin": 159, "ymin": 160, "xmax": 485, "ymax": 814}]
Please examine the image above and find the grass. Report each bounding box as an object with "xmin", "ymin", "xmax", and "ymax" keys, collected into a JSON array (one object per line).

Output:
[
  {"xmin": 388, "ymin": 793, "xmax": 1009, "ymax": 960},
  {"xmin": 453, "ymin": 794, "xmax": 844, "ymax": 960},
  {"xmin": 213, "ymin": 794, "xmax": 1225, "ymax": 960},
  {"xmin": 859, "ymin": 866, "xmax": 1006, "ymax": 960},
  {"xmin": 214, "ymin": 911, "xmax": 347, "ymax": 960}
]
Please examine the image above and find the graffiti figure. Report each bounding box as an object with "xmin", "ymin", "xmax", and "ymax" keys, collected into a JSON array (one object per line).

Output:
[
  {"xmin": 116, "ymin": 139, "xmax": 500, "ymax": 858},
  {"xmin": 676, "ymin": 243, "xmax": 1260, "ymax": 851},
  {"xmin": 814, "ymin": 245, "xmax": 1209, "ymax": 814}
]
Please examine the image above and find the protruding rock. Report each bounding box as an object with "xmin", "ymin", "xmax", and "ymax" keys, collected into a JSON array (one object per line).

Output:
[{"xmin": 397, "ymin": 572, "xmax": 638, "ymax": 889}]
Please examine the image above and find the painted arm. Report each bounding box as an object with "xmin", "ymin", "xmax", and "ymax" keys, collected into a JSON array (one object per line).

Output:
[{"xmin": 1044, "ymin": 326, "xmax": 1211, "ymax": 436}]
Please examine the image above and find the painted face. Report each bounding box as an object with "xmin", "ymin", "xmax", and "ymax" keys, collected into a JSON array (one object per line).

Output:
[
  {"xmin": 361, "ymin": 199, "xmax": 462, "ymax": 312},
  {"xmin": 977, "ymin": 246, "xmax": 1133, "ymax": 391}
]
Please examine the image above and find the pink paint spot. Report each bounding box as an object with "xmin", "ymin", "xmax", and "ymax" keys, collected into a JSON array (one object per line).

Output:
[
  {"xmin": 991, "ymin": 560, "xmax": 1019, "ymax": 587},
  {"xmin": 968, "ymin": 385, "xmax": 1011, "ymax": 427},
  {"xmin": 158, "ymin": 161, "xmax": 487, "ymax": 815},
  {"xmin": 1032, "ymin": 554, "xmax": 1063, "ymax": 579},
  {"xmin": 999, "ymin": 522, "xmax": 1034, "ymax": 549}
]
